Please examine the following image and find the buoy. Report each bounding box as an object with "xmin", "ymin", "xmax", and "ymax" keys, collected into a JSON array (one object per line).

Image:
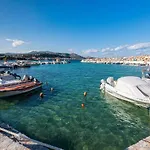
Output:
[
  {"xmin": 50, "ymin": 87, "xmax": 54, "ymax": 92},
  {"xmin": 40, "ymin": 92, "xmax": 44, "ymax": 98},
  {"xmin": 81, "ymin": 103, "xmax": 85, "ymax": 108},
  {"xmin": 84, "ymin": 92, "xmax": 87, "ymax": 97}
]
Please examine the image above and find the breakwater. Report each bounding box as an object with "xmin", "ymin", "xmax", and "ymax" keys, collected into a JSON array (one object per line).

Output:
[
  {"xmin": 81, "ymin": 55, "xmax": 150, "ymax": 66},
  {"xmin": 1, "ymin": 59, "xmax": 70, "ymax": 70}
]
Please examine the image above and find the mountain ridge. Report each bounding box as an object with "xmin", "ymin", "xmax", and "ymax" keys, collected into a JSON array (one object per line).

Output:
[{"xmin": 0, "ymin": 51, "xmax": 84, "ymax": 60}]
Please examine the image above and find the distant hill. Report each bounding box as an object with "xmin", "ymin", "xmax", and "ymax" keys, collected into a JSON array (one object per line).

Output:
[
  {"xmin": 0, "ymin": 51, "xmax": 85, "ymax": 60},
  {"xmin": 28, "ymin": 51, "xmax": 84, "ymax": 59}
]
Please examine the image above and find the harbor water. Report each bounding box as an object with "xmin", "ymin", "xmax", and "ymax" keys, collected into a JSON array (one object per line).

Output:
[{"xmin": 0, "ymin": 61, "xmax": 150, "ymax": 150}]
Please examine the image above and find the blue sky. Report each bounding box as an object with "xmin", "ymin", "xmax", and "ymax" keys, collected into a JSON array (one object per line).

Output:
[{"xmin": 0, "ymin": 0, "xmax": 150, "ymax": 57}]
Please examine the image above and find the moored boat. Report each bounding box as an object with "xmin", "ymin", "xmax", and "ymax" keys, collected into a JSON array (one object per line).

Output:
[
  {"xmin": 100, "ymin": 76, "xmax": 150, "ymax": 107},
  {"xmin": 0, "ymin": 71, "xmax": 42, "ymax": 98}
]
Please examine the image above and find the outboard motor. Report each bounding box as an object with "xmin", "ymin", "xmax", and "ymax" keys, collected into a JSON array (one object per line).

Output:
[{"xmin": 107, "ymin": 77, "xmax": 115, "ymax": 87}]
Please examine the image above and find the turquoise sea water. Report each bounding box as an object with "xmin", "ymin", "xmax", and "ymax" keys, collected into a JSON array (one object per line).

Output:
[{"xmin": 0, "ymin": 61, "xmax": 150, "ymax": 150}]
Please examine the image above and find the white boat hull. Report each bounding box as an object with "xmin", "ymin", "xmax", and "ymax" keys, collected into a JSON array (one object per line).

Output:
[
  {"xmin": 0, "ymin": 84, "xmax": 42, "ymax": 98},
  {"xmin": 100, "ymin": 83, "xmax": 150, "ymax": 107}
]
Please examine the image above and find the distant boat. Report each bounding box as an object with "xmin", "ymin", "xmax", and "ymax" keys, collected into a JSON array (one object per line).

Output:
[
  {"xmin": 0, "ymin": 64, "xmax": 12, "ymax": 69},
  {"xmin": 100, "ymin": 76, "xmax": 150, "ymax": 107},
  {"xmin": 61, "ymin": 60, "xmax": 68, "ymax": 64},
  {"xmin": 16, "ymin": 60, "xmax": 31, "ymax": 68},
  {"xmin": 0, "ymin": 71, "xmax": 42, "ymax": 98}
]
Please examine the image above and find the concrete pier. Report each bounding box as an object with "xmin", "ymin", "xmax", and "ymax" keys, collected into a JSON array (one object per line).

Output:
[
  {"xmin": 0, "ymin": 132, "xmax": 29, "ymax": 150},
  {"xmin": 126, "ymin": 136, "xmax": 150, "ymax": 150},
  {"xmin": 0, "ymin": 123, "xmax": 63, "ymax": 150}
]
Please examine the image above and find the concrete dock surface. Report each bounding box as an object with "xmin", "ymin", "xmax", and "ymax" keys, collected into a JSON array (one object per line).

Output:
[
  {"xmin": 0, "ymin": 123, "xmax": 63, "ymax": 150},
  {"xmin": 127, "ymin": 136, "xmax": 150, "ymax": 150}
]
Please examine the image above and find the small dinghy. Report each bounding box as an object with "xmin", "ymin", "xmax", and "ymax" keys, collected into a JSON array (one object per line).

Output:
[
  {"xmin": 0, "ymin": 71, "xmax": 42, "ymax": 98},
  {"xmin": 100, "ymin": 76, "xmax": 150, "ymax": 107}
]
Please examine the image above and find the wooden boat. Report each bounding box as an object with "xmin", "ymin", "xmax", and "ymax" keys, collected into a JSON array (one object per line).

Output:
[{"xmin": 0, "ymin": 71, "xmax": 42, "ymax": 98}]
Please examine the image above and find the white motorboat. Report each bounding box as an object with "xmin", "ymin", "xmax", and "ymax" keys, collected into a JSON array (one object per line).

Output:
[
  {"xmin": 100, "ymin": 76, "xmax": 150, "ymax": 107},
  {"xmin": 0, "ymin": 71, "xmax": 42, "ymax": 98}
]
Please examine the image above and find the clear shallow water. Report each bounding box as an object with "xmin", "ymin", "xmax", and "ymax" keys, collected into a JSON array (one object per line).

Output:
[{"xmin": 0, "ymin": 61, "xmax": 150, "ymax": 150}]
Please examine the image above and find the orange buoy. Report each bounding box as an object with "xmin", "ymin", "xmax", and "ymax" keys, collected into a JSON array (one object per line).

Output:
[
  {"xmin": 84, "ymin": 92, "xmax": 87, "ymax": 97},
  {"xmin": 81, "ymin": 103, "xmax": 85, "ymax": 108},
  {"xmin": 40, "ymin": 92, "xmax": 44, "ymax": 98}
]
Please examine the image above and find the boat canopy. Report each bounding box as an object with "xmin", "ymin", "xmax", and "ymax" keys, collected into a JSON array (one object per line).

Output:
[
  {"xmin": 116, "ymin": 76, "xmax": 147, "ymax": 86},
  {"xmin": 116, "ymin": 76, "xmax": 150, "ymax": 99}
]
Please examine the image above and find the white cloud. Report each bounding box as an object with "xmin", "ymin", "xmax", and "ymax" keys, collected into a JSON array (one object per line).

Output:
[
  {"xmin": 68, "ymin": 48, "xmax": 74, "ymax": 53},
  {"xmin": 136, "ymin": 51, "xmax": 142, "ymax": 55},
  {"xmin": 6, "ymin": 38, "xmax": 26, "ymax": 47},
  {"xmin": 127, "ymin": 42, "xmax": 150, "ymax": 50},
  {"xmin": 101, "ymin": 47, "xmax": 111, "ymax": 52},
  {"xmin": 114, "ymin": 45, "xmax": 128, "ymax": 51},
  {"xmin": 82, "ymin": 49, "xmax": 99, "ymax": 54},
  {"xmin": 100, "ymin": 45, "xmax": 128, "ymax": 53},
  {"xmin": 80, "ymin": 42, "xmax": 150, "ymax": 56},
  {"xmin": 100, "ymin": 42, "xmax": 150, "ymax": 54}
]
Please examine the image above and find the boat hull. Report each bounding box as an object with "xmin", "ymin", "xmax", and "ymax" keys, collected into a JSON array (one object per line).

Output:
[
  {"xmin": 0, "ymin": 84, "xmax": 42, "ymax": 98},
  {"xmin": 100, "ymin": 83, "xmax": 150, "ymax": 107}
]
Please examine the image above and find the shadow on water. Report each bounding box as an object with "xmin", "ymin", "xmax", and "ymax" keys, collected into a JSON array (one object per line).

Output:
[
  {"xmin": 0, "ymin": 88, "xmax": 43, "ymax": 110},
  {"xmin": 22, "ymin": 134, "xmax": 75, "ymax": 150},
  {"xmin": 0, "ymin": 84, "xmax": 61, "ymax": 110},
  {"xmin": 100, "ymin": 90, "xmax": 150, "ymax": 126},
  {"xmin": 100, "ymin": 91, "xmax": 148, "ymax": 110}
]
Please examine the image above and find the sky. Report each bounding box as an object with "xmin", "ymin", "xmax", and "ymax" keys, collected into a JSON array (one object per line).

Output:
[{"xmin": 0, "ymin": 0, "xmax": 150, "ymax": 57}]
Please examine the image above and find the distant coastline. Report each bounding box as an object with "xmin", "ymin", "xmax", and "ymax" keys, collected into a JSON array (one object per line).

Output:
[
  {"xmin": 81, "ymin": 55, "xmax": 150, "ymax": 66},
  {"xmin": 0, "ymin": 51, "xmax": 84, "ymax": 61}
]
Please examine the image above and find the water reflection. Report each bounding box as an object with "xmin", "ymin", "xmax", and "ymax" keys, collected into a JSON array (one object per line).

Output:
[{"xmin": 100, "ymin": 91, "xmax": 150, "ymax": 129}]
